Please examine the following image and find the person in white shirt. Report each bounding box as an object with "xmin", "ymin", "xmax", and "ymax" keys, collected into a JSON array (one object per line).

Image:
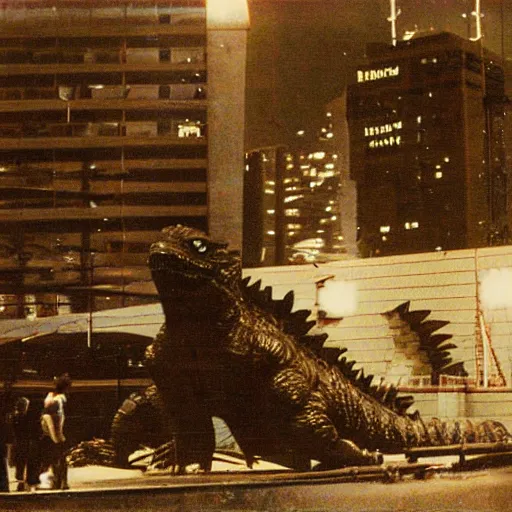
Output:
[{"xmin": 39, "ymin": 374, "xmax": 71, "ymax": 490}]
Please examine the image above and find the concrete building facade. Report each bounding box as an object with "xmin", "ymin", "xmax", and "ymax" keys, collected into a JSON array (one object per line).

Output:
[{"xmin": 0, "ymin": 0, "xmax": 248, "ymax": 317}]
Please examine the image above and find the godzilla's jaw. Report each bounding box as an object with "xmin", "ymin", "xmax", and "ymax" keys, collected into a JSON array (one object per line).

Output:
[{"xmin": 149, "ymin": 252, "xmax": 212, "ymax": 300}]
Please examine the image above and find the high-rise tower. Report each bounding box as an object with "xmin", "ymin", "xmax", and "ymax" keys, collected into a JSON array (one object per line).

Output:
[
  {"xmin": 0, "ymin": 0, "xmax": 248, "ymax": 317},
  {"xmin": 347, "ymin": 32, "xmax": 507, "ymax": 257}
]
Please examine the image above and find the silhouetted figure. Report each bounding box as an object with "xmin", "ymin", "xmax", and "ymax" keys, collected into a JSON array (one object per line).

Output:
[
  {"xmin": 12, "ymin": 396, "xmax": 43, "ymax": 491},
  {"xmin": 39, "ymin": 374, "xmax": 71, "ymax": 490}
]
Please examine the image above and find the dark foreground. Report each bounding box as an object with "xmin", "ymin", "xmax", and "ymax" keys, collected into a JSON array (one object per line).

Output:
[{"xmin": 2, "ymin": 458, "xmax": 512, "ymax": 512}]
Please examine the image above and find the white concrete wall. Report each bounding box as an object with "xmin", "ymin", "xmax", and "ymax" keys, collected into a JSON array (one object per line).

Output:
[
  {"xmin": 206, "ymin": 23, "xmax": 248, "ymax": 252},
  {"xmin": 243, "ymin": 246, "xmax": 512, "ymax": 387}
]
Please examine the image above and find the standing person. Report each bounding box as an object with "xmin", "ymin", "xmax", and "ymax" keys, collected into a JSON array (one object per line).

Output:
[
  {"xmin": 12, "ymin": 396, "xmax": 44, "ymax": 491},
  {"xmin": 12, "ymin": 397, "xmax": 30, "ymax": 491},
  {"xmin": 40, "ymin": 373, "xmax": 71, "ymax": 490}
]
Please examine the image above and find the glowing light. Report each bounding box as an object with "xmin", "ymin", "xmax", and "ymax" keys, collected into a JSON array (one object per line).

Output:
[
  {"xmin": 480, "ymin": 268, "xmax": 512, "ymax": 310},
  {"xmin": 357, "ymin": 66, "xmax": 399, "ymax": 83},
  {"xmin": 318, "ymin": 280, "xmax": 358, "ymax": 317},
  {"xmin": 207, "ymin": 0, "xmax": 250, "ymax": 30}
]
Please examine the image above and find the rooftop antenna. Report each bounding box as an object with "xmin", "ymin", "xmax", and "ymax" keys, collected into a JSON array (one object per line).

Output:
[
  {"xmin": 470, "ymin": 0, "xmax": 483, "ymax": 41},
  {"xmin": 388, "ymin": 0, "xmax": 401, "ymax": 46}
]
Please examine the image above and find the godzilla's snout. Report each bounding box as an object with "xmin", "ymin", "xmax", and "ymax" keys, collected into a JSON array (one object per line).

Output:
[
  {"xmin": 148, "ymin": 249, "xmax": 172, "ymax": 272},
  {"xmin": 149, "ymin": 247, "xmax": 210, "ymax": 297}
]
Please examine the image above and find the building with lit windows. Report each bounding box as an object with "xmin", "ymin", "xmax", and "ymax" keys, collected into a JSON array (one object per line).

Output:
[
  {"xmin": 0, "ymin": 0, "xmax": 248, "ymax": 317},
  {"xmin": 347, "ymin": 32, "xmax": 508, "ymax": 257},
  {"xmin": 243, "ymin": 111, "xmax": 348, "ymax": 268}
]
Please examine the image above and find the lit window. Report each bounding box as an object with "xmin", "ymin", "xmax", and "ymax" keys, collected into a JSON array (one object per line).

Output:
[
  {"xmin": 380, "ymin": 225, "xmax": 390, "ymax": 233},
  {"xmin": 382, "ymin": 235, "xmax": 388, "ymax": 241},
  {"xmin": 266, "ymin": 209, "xmax": 275, "ymax": 214},
  {"xmin": 284, "ymin": 195, "xmax": 303, "ymax": 203},
  {"xmin": 435, "ymin": 171, "xmax": 443, "ymax": 179},
  {"xmin": 285, "ymin": 208, "xmax": 300, "ymax": 217},
  {"xmin": 267, "ymin": 231, "xmax": 275, "ymax": 236},
  {"xmin": 178, "ymin": 123, "xmax": 201, "ymax": 138},
  {"xmin": 411, "ymin": 221, "xmax": 419, "ymax": 229},
  {"xmin": 444, "ymin": 156, "xmax": 450, "ymax": 163},
  {"xmin": 435, "ymin": 246, "xmax": 442, "ymax": 251}
]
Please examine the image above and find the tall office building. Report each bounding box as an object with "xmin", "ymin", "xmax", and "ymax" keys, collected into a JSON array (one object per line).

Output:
[
  {"xmin": 0, "ymin": 0, "xmax": 248, "ymax": 317},
  {"xmin": 347, "ymin": 32, "xmax": 508, "ymax": 257}
]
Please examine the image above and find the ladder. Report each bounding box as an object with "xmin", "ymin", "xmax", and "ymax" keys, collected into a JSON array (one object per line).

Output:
[{"xmin": 475, "ymin": 308, "xmax": 506, "ymax": 387}]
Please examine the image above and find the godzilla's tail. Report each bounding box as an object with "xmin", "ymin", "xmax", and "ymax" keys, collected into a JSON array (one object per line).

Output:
[{"xmin": 422, "ymin": 417, "xmax": 511, "ymax": 446}]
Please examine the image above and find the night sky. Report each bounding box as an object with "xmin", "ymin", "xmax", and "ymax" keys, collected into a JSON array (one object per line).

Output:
[{"xmin": 244, "ymin": 0, "xmax": 512, "ymax": 150}]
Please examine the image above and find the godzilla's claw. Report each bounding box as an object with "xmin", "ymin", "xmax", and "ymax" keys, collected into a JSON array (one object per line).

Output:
[
  {"xmin": 67, "ymin": 439, "xmax": 118, "ymax": 468},
  {"xmin": 149, "ymin": 440, "xmax": 178, "ymax": 472},
  {"xmin": 362, "ymin": 449, "xmax": 383, "ymax": 466},
  {"xmin": 328, "ymin": 439, "xmax": 384, "ymax": 468}
]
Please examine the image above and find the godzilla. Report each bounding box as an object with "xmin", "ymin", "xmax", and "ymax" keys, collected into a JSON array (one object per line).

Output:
[{"xmin": 72, "ymin": 225, "xmax": 511, "ymax": 472}]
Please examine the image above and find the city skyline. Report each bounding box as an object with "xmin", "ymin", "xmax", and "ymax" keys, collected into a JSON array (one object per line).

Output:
[{"xmin": 245, "ymin": 0, "xmax": 512, "ymax": 150}]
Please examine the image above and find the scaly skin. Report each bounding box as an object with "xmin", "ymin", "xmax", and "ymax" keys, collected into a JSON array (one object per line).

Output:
[
  {"xmin": 69, "ymin": 225, "xmax": 510, "ymax": 471},
  {"xmin": 142, "ymin": 225, "xmax": 510, "ymax": 471}
]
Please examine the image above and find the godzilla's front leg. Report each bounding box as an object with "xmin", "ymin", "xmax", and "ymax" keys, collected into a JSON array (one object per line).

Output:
[
  {"xmin": 294, "ymin": 398, "xmax": 383, "ymax": 469},
  {"xmin": 171, "ymin": 411, "xmax": 215, "ymax": 474}
]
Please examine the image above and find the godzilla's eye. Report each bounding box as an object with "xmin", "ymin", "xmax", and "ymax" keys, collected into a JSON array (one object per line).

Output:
[{"xmin": 191, "ymin": 239, "xmax": 208, "ymax": 254}]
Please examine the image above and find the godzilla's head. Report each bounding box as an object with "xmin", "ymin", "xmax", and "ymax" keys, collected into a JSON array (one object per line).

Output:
[{"xmin": 149, "ymin": 225, "xmax": 242, "ymax": 317}]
